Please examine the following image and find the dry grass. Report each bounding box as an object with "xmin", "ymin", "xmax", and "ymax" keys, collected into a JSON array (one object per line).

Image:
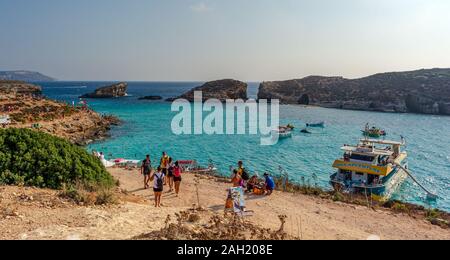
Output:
[
  {"xmin": 133, "ymin": 209, "xmax": 297, "ymax": 240},
  {"xmin": 59, "ymin": 183, "xmax": 118, "ymax": 206}
]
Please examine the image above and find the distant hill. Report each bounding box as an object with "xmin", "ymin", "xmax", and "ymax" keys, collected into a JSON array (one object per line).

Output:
[
  {"xmin": 258, "ymin": 68, "xmax": 450, "ymax": 115},
  {"xmin": 0, "ymin": 71, "xmax": 55, "ymax": 82}
]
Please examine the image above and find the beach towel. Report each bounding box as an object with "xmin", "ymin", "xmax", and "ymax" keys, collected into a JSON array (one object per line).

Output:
[{"xmin": 226, "ymin": 187, "xmax": 246, "ymax": 214}]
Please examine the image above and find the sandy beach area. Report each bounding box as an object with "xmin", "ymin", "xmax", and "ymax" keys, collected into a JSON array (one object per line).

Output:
[{"xmin": 0, "ymin": 167, "xmax": 448, "ymax": 240}]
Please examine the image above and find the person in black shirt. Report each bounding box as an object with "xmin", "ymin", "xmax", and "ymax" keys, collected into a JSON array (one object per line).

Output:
[{"xmin": 141, "ymin": 155, "xmax": 152, "ymax": 189}]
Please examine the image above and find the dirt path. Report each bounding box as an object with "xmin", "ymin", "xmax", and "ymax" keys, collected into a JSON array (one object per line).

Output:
[
  {"xmin": 110, "ymin": 168, "xmax": 449, "ymax": 240},
  {"xmin": 0, "ymin": 168, "xmax": 448, "ymax": 240}
]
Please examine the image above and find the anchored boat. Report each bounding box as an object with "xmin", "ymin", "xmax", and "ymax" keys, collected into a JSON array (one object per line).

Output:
[
  {"xmin": 330, "ymin": 138, "xmax": 408, "ymax": 200},
  {"xmin": 362, "ymin": 124, "xmax": 387, "ymax": 138},
  {"xmin": 274, "ymin": 126, "xmax": 293, "ymax": 139},
  {"xmin": 307, "ymin": 122, "xmax": 325, "ymax": 128}
]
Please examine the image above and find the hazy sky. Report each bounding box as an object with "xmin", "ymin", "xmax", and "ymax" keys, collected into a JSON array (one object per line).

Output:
[{"xmin": 1, "ymin": 0, "xmax": 450, "ymax": 81}]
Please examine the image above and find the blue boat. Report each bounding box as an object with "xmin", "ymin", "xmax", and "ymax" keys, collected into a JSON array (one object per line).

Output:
[{"xmin": 307, "ymin": 122, "xmax": 325, "ymax": 128}]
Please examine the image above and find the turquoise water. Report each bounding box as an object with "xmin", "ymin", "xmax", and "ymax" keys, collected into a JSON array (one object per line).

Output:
[{"xmin": 41, "ymin": 82, "xmax": 450, "ymax": 211}]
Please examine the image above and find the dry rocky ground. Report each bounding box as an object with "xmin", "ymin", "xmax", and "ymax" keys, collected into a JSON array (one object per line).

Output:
[{"xmin": 0, "ymin": 168, "xmax": 448, "ymax": 240}]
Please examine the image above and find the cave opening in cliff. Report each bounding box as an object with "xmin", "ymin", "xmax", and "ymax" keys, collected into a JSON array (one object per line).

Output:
[{"xmin": 298, "ymin": 94, "xmax": 310, "ymax": 105}]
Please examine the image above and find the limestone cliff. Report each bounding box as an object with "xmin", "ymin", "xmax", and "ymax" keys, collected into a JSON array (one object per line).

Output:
[{"xmin": 258, "ymin": 68, "xmax": 450, "ymax": 115}]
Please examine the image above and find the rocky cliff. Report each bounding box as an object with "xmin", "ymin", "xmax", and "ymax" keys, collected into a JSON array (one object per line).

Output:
[
  {"xmin": 0, "ymin": 80, "xmax": 42, "ymax": 96},
  {"xmin": 258, "ymin": 68, "xmax": 450, "ymax": 115},
  {"xmin": 80, "ymin": 82, "xmax": 128, "ymax": 98},
  {"xmin": 172, "ymin": 79, "xmax": 247, "ymax": 102}
]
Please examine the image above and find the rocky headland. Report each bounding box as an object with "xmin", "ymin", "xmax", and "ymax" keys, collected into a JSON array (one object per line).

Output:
[
  {"xmin": 0, "ymin": 80, "xmax": 42, "ymax": 96},
  {"xmin": 170, "ymin": 79, "xmax": 248, "ymax": 102},
  {"xmin": 1, "ymin": 81, "xmax": 119, "ymax": 145},
  {"xmin": 0, "ymin": 71, "xmax": 55, "ymax": 82},
  {"xmin": 80, "ymin": 82, "xmax": 128, "ymax": 98},
  {"xmin": 258, "ymin": 68, "xmax": 450, "ymax": 115}
]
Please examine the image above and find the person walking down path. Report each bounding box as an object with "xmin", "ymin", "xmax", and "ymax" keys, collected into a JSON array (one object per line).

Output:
[
  {"xmin": 167, "ymin": 157, "xmax": 175, "ymax": 192},
  {"xmin": 160, "ymin": 152, "xmax": 170, "ymax": 185},
  {"xmin": 141, "ymin": 155, "xmax": 153, "ymax": 189},
  {"xmin": 151, "ymin": 167, "xmax": 165, "ymax": 207},
  {"xmin": 173, "ymin": 161, "xmax": 183, "ymax": 197}
]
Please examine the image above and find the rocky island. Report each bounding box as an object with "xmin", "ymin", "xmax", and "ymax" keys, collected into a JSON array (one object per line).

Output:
[
  {"xmin": 169, "ymin": 79, "xmax": 248, "ymax": 102},
  {"xmin": 80, "ymin": 82, "xmax": 128, "ymax": 98},
  {"xmin": 258, "ymin": 68, "xmax": 450, "ymax": 115},
  {"xmin": 1, "ymin": 80, "xmax": 119, "ymax": 145}
]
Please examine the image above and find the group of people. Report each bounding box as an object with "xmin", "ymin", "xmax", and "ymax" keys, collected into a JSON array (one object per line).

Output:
[
  {"xmin": 141, "ymin": 152, "xmax": 183, "ymax": 207},
  {"xmin": 231, "ymin": 161, "xmax": 276, "ymax": 196},
  {"xmin": 139, "ymin": 154, "xmax": 276, "ymax": 207}
]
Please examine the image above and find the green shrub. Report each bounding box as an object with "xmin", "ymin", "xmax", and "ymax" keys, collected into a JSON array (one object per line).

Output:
[{"xmin": 0, "ymin": 128, "xmax": 115, "ymax": 189}]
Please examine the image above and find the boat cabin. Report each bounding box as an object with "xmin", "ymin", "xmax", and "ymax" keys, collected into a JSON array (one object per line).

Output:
[{"xmin": 332, "ymin": 139, "xmax": 406, "ymax": 188}]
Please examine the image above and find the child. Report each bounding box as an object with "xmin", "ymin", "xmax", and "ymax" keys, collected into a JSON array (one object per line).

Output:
[{"xmin": 231, "ymin": 169, "xmax": 243, "ymax": 187}]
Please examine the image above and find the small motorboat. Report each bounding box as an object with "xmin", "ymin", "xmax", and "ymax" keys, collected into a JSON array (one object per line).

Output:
[
  {"xmin": 306, "ymin": 122, "xmax": 325, "ymax": 128},
  {"xmin": 301, "ymin": 129, "xmax": 312, "ymax": 134},
  {"xmin": 362, "ymin": 124, "xmax": 387, "ymax": 138},
  {"xmin": 284, "ymin": 124, "xmax": 295, "ymax": 130},
  {"xmin": 274, "ymin": 127, "xmax": 293, "ymax": 139},
  {"xmin": 178, "ymin": 160, "xmax": 217, "ymax": 174}
]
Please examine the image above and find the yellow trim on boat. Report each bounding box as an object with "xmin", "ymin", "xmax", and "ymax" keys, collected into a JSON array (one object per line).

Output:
[{"xmin": 332, "ymin": 160, "xmax": 392, "ymax": 176}]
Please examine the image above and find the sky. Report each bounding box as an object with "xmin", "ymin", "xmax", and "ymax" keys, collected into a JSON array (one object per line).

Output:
[{"xmin": 1, "ymin": 0, "xmax": 450, "ymax": 81}]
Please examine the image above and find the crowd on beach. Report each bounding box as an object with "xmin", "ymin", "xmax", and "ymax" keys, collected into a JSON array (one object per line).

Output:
[
  {"xmin": 140, "ymin": 152, "xmax": 183, "ymax": 207},
  {"xmin": 137, "ymin": 152, "xmax": 276, "ymax": 208},
  {"xmin": 94, "ymin": 150, "xmax": 277, "ymax": 208}
]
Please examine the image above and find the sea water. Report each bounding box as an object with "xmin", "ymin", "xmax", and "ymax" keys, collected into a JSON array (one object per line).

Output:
[{"xmin": 40, "ymin": 81, "xmax": 450, "ymax": 211}]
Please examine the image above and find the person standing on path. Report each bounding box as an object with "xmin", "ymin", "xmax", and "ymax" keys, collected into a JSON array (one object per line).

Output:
[
  {"xmin": 151, "ymin": 167, "xmax": 165, "ymax": 207},
  {"xmin": 141, "ymin": 155, "xmax": 152, "ymax": 189}
]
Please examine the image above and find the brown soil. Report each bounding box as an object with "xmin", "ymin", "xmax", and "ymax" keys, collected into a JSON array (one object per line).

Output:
[{"xmin": 1, "ymin": 168, "xmax": 448, "ymax": 240}]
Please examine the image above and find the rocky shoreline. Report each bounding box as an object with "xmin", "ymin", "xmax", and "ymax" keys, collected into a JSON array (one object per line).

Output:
[
  {"xmin": 258, "ymin": 68, "xmax": 450, "ymax": 116},
  {"xmin": 1, "ymin": 80, "xmax": 120, "ymax": 146}
]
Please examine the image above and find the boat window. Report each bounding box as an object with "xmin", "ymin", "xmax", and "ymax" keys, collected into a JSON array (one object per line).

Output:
[
  {"xmin": 355, "ymin": 172, "xmax": 365, "ymax": 176},
  {"xmin": 350, "ymin": 154, "xmax": 375, "ymax": 162}
]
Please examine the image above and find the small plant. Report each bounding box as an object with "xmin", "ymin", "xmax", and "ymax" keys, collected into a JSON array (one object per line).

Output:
[
  {"xmin": 392, "ymin": 202, "xmax": 409, "ymax": 213},
  {"xmin": 332, "ymin": 191, "xmax": 345, "ymax": 202},
  {"xmin": 95, "ymin": 189, "xmax": 117, "ymax": 205}
]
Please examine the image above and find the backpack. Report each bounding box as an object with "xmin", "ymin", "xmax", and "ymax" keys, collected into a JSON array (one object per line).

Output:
[
  {"xmin": 155, "ymin": 173, "xmax": 164, "ymax": 190},
  {"xmin": 241, "ymin": 168, "xmax": 250, "ymax": 181}
]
